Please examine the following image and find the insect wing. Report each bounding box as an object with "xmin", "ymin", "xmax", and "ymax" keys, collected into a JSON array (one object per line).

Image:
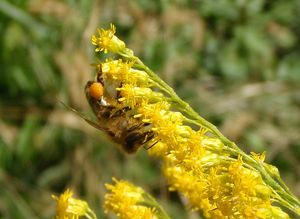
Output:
[{"xmin": 60, "ymin": 101, "xmax": 105, "ymax": 131}]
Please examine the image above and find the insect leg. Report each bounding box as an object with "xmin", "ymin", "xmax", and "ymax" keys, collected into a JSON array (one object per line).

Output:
[{"xmin": 144, "ymin": 139, "xmax": 159, "ymax": 150}]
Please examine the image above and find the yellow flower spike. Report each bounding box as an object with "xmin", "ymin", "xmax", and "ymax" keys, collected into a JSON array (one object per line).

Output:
[
  {"xmin": 87, "ymin": 25, "xmax": 300, "ymax": 218},
  {"xmin": 163, "ymin": 165, "xmax": 213, "ymax": 212},
  {"xmin": 101, "ymin": 59, "xmax": 131, "ymax": 80},
  {"xmin": 137, "ymin": 102, "xmax": 183, "ymax": 132},
  {"xmin": 91, "ymin": 24, "xmax": 125, "ymax": 54},
  {"xmin": 163, "ymin": 153, "xmax": 291, "ymax": 219},
  {"xmin": 117, "ymin": 84, "xmax": 164, "ymax": 108},
  {"xmin": 104, "ymin": 178, "xmax": 170, "ymax": 219},
  {"xmin": 136, "ymin": 101, "xmax": 209, "ymax": 158},
  {"xmin": 52, "ymin": 189, "xmax": 97, "ymax": 219},
  {"xmin": 98, "ymin": 59, "xmax": 153, "ymax": 87}
]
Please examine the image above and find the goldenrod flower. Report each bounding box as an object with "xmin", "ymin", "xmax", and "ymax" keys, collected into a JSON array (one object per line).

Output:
[
  {"xmin": 88, "ymin": 24, "xmax": 300, "ymax": 218},
  {"xmin": 104, "ymin": 179, "xmax": 162, "ymax": 219},
  {"xmin": 93, "ymin": 57, "xmax": 292, "ymax": 217},
  {"xmin": 117, "ymin": 85, "xmax": 165, "ymax": 108},
  {"xmin": 100, "ymin": 59, "xmax": 152, "ymax": 87},
  {"xmin": 164, "ymin": 158, "xmax": 290, "ymax": 219},
  {"xmin": 91, "ymin": 24, "xmax": 125, "ymax": 53},
  {"xmin": 52, "ymin": 189, "xmax": 97, "ymax": 219}
]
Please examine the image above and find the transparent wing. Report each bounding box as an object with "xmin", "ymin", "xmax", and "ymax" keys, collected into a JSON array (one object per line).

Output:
[{"xmin": 60, "ymin": 101, "xmax": 105, "ymax": 131}]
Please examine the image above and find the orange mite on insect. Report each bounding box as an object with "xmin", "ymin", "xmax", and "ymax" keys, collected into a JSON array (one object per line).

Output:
[{"xmin": 89, "ymin": 82, "xmax": 104, "ymax": 99}]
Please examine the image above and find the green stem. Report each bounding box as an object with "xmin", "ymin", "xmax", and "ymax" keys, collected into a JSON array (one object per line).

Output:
[
  {"xmin": 86, "ymin": 208, "xmax": 98, "ymax": 219},
  {"xmin": 141, "ymin": 193, "xmax": 171, "ymax": 219},
  {"xmin": 272, "ymin": 190, "xmax": 300, "ymax": 215}
]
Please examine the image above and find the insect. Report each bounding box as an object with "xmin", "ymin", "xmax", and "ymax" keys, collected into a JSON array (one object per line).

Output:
[{"xmin": 82, "ymin": 71, "xmax": 155, "ymax": 153}]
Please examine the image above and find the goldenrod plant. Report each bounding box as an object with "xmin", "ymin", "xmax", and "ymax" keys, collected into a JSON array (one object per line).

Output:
[
  {"xmin": 1, "ymin": 1, "xmax": 299, "ymax": 219},
  {"xmin": 84, "ymin": 24, "xmax": 300, "ymax": 218},
  {"xmin": 52, "ymin": 180, "xmax": 170, "ymax": 219},
  {"xmin": 104, "ymin": 178, "xmax": 170, "ymax": 219},
  {"xmin": 52, "ymin": 189, "xmax": 97, "ymax": 219}
]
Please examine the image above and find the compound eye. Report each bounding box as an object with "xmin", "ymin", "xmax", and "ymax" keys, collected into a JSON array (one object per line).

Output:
[{"xmin": 89, "ymin": 82, "xmax": 104, "ymax": 99}]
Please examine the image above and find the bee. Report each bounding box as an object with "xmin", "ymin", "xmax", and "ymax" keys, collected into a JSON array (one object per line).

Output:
[{"xmin": 81, "ymin": 71, "xmax": 155, "ymax": 153}]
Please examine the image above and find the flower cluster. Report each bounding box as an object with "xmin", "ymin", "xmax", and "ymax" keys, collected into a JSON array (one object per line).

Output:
[
  {"xmin": 164, "ymin": 158, "xmax": 291, "ymax": 219},
  {"xmin": 104, "ymin": 179, "xmax": 158, "ymax": 219},
  {"xmin": 52, "ymin": 189, "xmax": 97, "ymax": 219},
  {"xmin": 91, "ymin": 24, "xmax": 125, "ymax": 53},
  {"xmin": 86, "ymin": 24, "xmax": 297, "ymax": 218},
  {"xmin": 110, "ymin": 74, "xmax": 287, "ymax": 218}
]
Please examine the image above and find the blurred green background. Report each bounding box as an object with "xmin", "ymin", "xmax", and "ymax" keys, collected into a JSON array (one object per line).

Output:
[{"xmin": 0, "ymin": 0, "xmax": 300, "ymax": 218}]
